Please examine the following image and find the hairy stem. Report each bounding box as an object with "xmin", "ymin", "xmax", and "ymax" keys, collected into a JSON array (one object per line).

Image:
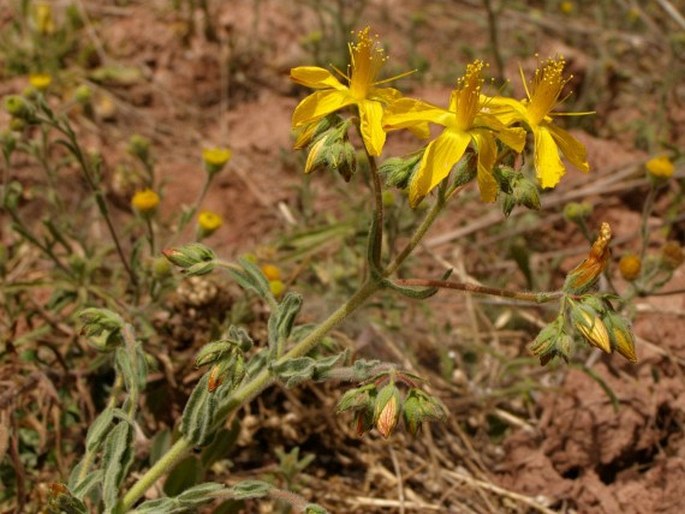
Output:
[
  {"xmin": 120, "ymin": 279, "xmax": 381, "ymax": 509},
  {"xmin": 393, "ymin": 278, "xmax": 564, "ymax": 304}
]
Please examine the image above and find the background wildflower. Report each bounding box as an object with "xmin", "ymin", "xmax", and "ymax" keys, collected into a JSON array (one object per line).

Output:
[
  {"xmin": 197, "ymin": 210, "xmax": 223, "ymax": 238},
  {"xmin": 202, "ymin": 147, "xmax": 232, "ymax": 175},
  {"xmin": 645, "ymin": 155, "xmax": 674, "ymax": 179},
  {"xmin": 131, "ymin": 189, "xmax": 160, "ymax": 215}
]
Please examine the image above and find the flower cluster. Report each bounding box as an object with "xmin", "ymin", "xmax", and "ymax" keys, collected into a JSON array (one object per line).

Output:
[{"xmin": 290, "ymin": 27, "xmax": 591, "ymax": 207}]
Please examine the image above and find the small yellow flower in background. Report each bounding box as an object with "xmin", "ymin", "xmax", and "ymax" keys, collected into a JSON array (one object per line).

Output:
[
  {"xmin": 33, "ymin": 2, "xmax": 55, "ymax": 35},
  {"xmin": 269, "ymin": 279, "xmax": 285, "ymax": 298},
  {"xmin": 661, "ymin": 241, "xmax": 684, "ymax": 270},
  {"xmin": 559, "ymin": 1, "xmax": 575, "ymax": 15},
  {"xmin": 488, "ymin": 56, "xmax": 590, "ymax": 189},
  {"xmin": 290, "ymin": 27, "xmax": 412, "ymax": 156},
  {"xmin": 261, "ymin": 264, "xmax": 281, "ymax": 281},
  {"xmin": 384, "ymin": 60, "xmax": 526, "ymax": 206},
  {"xmin": 29, "ymin": 73, "xmax": 52, "ymax": 91},
  {"xmin": 645, "ymin": 154, "xmax": 674, "ymax": 179},
  {"xmin": 131, "ymin": 189, "xmax": 160, "ymax": 214},
  {"xmin": 618, "ymin": 253, "xmax": 641, "ymax": 281},
  {"xmin": 202, "ymin": 147, "xmax": 232, "ymax": 175},
  {"xmin": 197, "ymin": 210, "xmax": 223, "ymax": 238}
]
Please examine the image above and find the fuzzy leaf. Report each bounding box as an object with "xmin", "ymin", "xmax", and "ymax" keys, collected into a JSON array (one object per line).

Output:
[
  {"xmin": 101, "ymin": 422, "xmax": 133, "ymax": 513},
  {"xmin": 227, "ymin": 480, "xmax": 272, "ymax": 500}
]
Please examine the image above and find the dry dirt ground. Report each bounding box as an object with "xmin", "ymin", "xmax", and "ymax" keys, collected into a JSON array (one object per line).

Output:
[{"xmin": 1, "ymin": 1, "xmax": 685, "ymax": 513}]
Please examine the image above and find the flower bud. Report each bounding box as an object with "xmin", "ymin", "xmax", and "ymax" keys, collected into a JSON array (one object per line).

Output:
[
  {"xmin": 645, "ymin": 155, "xmax": 674, "ymax": 179},
  {"xmin": 374, "ymin": 383, "xmax": 401, "ymax": 438},
  {"xmin": 152, "ymin": 256, "xmax": 172, "ymax": 278},
  {"xmin": 618, "ymin": 253, "xmax": 641, "ymax": 281},
  {"xmin": 74, "ymin": 84, "xmax": 92, "ymax": 105},
  {"xmin": 378, "ymin": 152, "xmax": 423, "ymax": 189},
  {"xmin": 563, "ymin": 222, "xmax": 612, "ymax": 294},
  {"xmin": 127, "ymin": 134, "xmax": 151, "ymax": 162},
  {"xmin": 202, "ymin": 147, "xmax": 232, "ymax": 176},
  {"xmin": 163, "ymin": 243, "xmax": 216, "ymax": 275},
  {"xmin": 304, "ymin": 135, "xmax": 328, "ymax": 174},
  {"xmin": 402, "ymin": 388, "xmax": 448, "ymax": 435},
  {"xmin": 660, "ymin": 241, "xmax": 684, "ymax": 270},
  {"xmin": 293, "ymin": 115, "xmax": 338, "ymax": 149},
  {"xmin": 4, "ymin": 95, "xmax": 34, "ymax": 120},
  {"xmin": 269, "ymin": 279, "xmax": 285, "ymax": 298},
  {"xmin": 570, "ymin": 301, "xmax": 611, "ymax": 354},
  {"xmin": 78, "ymin": 307, "xmax": 125, "ymax": 351},
  {"xmin": 603, "ymin": 313, "xmax": 637, "ymax": 363},
  {"xmin": 33, "ymin": 2, "xmax": 55, "ymax": 35},
  {"xmin": 563, "ymin": 201, "xmax": 593, "ymax": 223}
]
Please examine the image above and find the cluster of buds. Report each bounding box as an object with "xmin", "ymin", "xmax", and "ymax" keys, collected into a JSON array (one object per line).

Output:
[
  {"xmin": 337, "ymin": 372, "xmax": 447, "ymax": 438},
  {"xmin": 297, "ymin": 115, "xmax": 358, "ymax": 181},
  {"xmin": 529, "ymin": 295, "xmax": 638, "ymax": 364},
  {"xmin": 78, "ymin": 307, "xmax": 125, "ymax": 351},
  {"xmin": 163, "ymin": 242, "xmax": 217, "ymax": 276},
  {"xmin": 261, "ymin": 263, "xmax": 285, "ymax": 298},
  {"xmin": 529, "ymin": 222, "xmax": 638, "ymax": 364},
  {"xmin": 194, "ymin": 328, "xmax": 253, "ymax": 392}
]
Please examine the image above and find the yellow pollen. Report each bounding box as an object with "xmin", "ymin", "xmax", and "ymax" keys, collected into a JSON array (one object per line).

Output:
[
  {"xmin": 526, "ymin": 57, "xmax": 571, "ymax": 125},
  {"xmin": 452, "ymin": 60, "xmax": 486, "ymax": 130},
  {"xmin": 349, "ymin": 27, "xmax": 387, "ymax": 99}
]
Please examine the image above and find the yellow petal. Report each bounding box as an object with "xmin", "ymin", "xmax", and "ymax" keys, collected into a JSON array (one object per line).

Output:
[
  {"xmin": 409, "ymin": 130, "xmax": 471, "ymax": 207},
  {"xmin": 546, "ymin": 123, "xmax": 590, "ymax": 173},
  {"xmin": 372, "ymin": 86, "xmax": 403, "ymax": 104},
  {"xmin": 290, "ymin": 66, "xmax": 346, "ymax": 90},
  {"xmin": 534, "ymin": 126, "xmax": 565, "ymax": 188},
  {"xmin": 481, "ymin": 95, "xmax": 528, "ymax": 126},
  {"xmin": 358, "ymin": 99, "xmax": 386, "ymax": 156},
  {"xmin": 384, "ymin": 97, "xmax": 452, "ymax": 129},
  {"xmin": 472, "ymin": 132, "xmax": 498, "ymax": 203},
  {"xmin": 292, "ymin": 90, "xmax": 354, "ymax": 128},
  {"xmin": 477, "ymin": 113, "xmax": 527, "ymax": 152}
]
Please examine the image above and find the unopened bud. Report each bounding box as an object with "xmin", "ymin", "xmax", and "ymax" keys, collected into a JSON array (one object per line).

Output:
[
  {"xmin": 563, "ymin": 222, "xmax": 612, "ymax": 294},
  {"xmin": 374, "ymin": 383, "xmax": 401, "ymax": 439},
  {"xmin": 603, "ymin": 313, "xmax": 637, "ymax": 363},
  {"xmin": 379, "ymin": 152, "xmax": 423, "ymax": 189},
  {"xmin": 563, "ymin": 201, "xmax": 593, "ymax": 223},
  {"xmin": 4, "ymin": 95, "xmax": 34, "ymax": 120},
  {"xmin": 645, "ymin": 154, "xmax": 674, "ymax": 179},
  {"xmin": 570, "ymin": 302, "xmax": 611, "ymax": 354},
  {"xmin": 163, "ymin": 243, "xmax": 216, "ymax": 276},
  {"xmin": 128, "ymin": 134, "xmax": 151, "ymax": 162},
  {"xmin": 660, "ymin": 241, "xmax": 684, "ymax": 270}
]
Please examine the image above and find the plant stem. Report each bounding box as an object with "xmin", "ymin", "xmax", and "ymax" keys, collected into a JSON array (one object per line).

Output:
[
  {"xmin": 639, "ymin": 182, "xmax": 658, "ymax": 261},
  {"xmin": 384, "ymin": 193, "xmax": 445, "ymax": 276},
  {"xmin": 120, "ymin": 437, "xmax": 193, "ymax": 510},
  {"xmin": 120, "ymin": 279, "xmax": 381, "ymax": 510},
  {"xmin": 367, "ymin": 154, "xmax": 384, "ymax": 269},
  {"xmin": 393, "ymin": 278, "xmax": 564, "ymax": 304}
]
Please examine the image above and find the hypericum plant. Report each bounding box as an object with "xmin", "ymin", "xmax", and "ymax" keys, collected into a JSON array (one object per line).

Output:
[{"xmin": 3, "ymin": 27, "xmax": 642, "ymax": 513}]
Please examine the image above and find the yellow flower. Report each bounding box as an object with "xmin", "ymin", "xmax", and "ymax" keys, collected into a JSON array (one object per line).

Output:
[
  {"xmin": 261, "ymin": 264, "xmax": 281, "ymax": 281},
  {"xmin": 290, "ymin": 27, "xmax": 410, "ymax": 156},
  {"xmin": 618, "ymin": 254, "xmax": 641, "ymax": 281},
  {"xmin": 197, "ymin": 210, "xmax": 223, "ymax": 236},
  {"xmin": 384, "ymin": 60, "xmax": 526, "ymax": 206},
  {"xmin": 28, "ymin": 73, "xmax": 52, "ymax": 91},
  {"xmin": 202, "ymin": 147, "xmax": 232, "ymax": 175},
  {"xmin": 488, "ymin": 57, "xmax": 590, "ymax": 189},
  {"xmin": 559, "ymin": 1, "xmax": 574, "ymax": 15},
  {"xmin": 131, "ymin": 189, "xmax": 160, "ymax": 214},
  {"xmin": 645, "ymin": 155, "xmax": 674, "ymax": 178}
]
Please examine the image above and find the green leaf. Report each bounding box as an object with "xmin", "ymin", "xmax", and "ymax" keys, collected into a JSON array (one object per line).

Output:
[
  {"xmin": 268, "ymin": 292, "xmax": 303, "ymax": 352},
  {"xmin": 71, "ymin": 470, "xmax": 103, "ymax": 500},
  {"xmin": 85, "ymin": 407, "xmax": 114, "ymax": 451},
  {"xmin": 270, "ymin": 352, "xmax": 347, "ymax": 388},
  {"xmin": 201, "ymin": 420, "xmax": 240, "ymax": 469},
  {"xmin": 227, "ymin": 480, "xmax": 272, "ymax": 500},
  {"xmin": 181, "ymin": 374, "xmax": 216, "ymax": 446},
  {"xmin": 383, "ymin": 269, "xmax": 453, "ymax": 299},
  {"xmin": 163, "ymin": 456, "xmax": 203, "ymax": 497},
  {"xmin": 101, "ymin": 422, "xmax": 133, "ymax": 513}
]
